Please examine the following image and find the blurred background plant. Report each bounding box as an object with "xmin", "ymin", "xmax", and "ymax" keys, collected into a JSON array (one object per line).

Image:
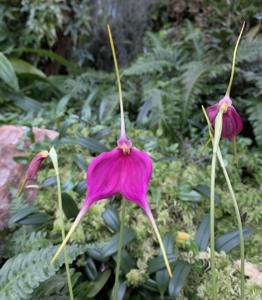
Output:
[{"xmin": 0, "ymin": 0, "xmax": 261, "ymax": 299}]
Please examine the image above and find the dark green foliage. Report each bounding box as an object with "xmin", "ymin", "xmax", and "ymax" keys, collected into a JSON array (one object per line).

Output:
[{"xmin": 0, "ymin": 1, "xmax": 262, "ymax": 299}]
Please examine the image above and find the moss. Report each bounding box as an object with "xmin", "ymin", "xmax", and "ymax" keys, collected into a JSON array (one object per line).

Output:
[
  {"xmin": 23, "ymin": 128, "xmax": 262, "ymax": 296},
  {"xmin": 126, "ymin": 269, "xmax": 147, "ymax": 287},
  {"xmin": 196, "ymin": 252, "xmax": 262, "ymax": 300},
  {"xmin": 81, "ymin": 201, "xmax": 109, "ymax": 241}
]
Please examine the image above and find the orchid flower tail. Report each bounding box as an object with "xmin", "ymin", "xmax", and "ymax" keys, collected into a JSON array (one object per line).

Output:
[
  {"xmin": 147, "ymin": 211, "xmax": 173, "ymax": 278},
  {"xmin": 51, "ymin": 206, "xmax": 88, "ymax": 264},
  {"xmin": 107, "ymin": 24, "xmax": 126, "ymax": 140},
  {"xmin": 17, "ymin": 177, "xmax": 27, "ymax": 197},
  {"xmin": 226, "ymin": 22, "xmax": 245, "ymax": 96}
]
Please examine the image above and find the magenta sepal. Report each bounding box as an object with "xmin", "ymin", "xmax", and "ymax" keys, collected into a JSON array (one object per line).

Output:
[
  {"xmin": 85, "ymin": 143, "xmax": 152, "ymax": 216},
  {"xmin": 26, "ymin": 150, "xmax": 49, "ymax": 180},
  {"xmin": 207, "ymin": 96, "xmax": 243, "ymax": 139}
]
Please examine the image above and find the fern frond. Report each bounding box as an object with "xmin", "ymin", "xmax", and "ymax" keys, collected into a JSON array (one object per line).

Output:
[
  {"xmin": 123, "ymin": 56, "xmax": 171, "ymax": 76},
  {"xmin": 124, "ymin": 32, "xmax": 186, "ymax": 77},
  {"xmin": 0, "ymin": 244, "xmax": 87, "ymax": 300},
  {"xmin": 181, "ymin": 60, "xmax": 211, "ymax": 122},
  {"xmin": 182, "ymin": 61, "xmax": 209, "ymax": 101},
  {"xmin": 247, "ymin": 101, "xmax": 262, "ymax": 145},
  {"xmin": 237, "ymin": 37, "xmax": 262, "ymax": 63},
  {"xmin": 6, "ymin": 228, "xmax": 50, "ymax": 256}
]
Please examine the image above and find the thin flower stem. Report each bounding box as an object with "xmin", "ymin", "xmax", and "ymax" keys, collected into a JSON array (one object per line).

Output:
[
  {"xmin": 113, "ymin": 199, "xmax": 126, "ymax": 300},
  {"xmin": 202, "ymin": 106, "xmax": 245, "ymax": 300},
  {"xmin": 49, "ymin": 147, "xmax": 74, "ymax": 300},
  {"xmin": 210, "ymin": 152, "xmax": 217, "ymax": 300},
  {"xmin": 226, "ymin": 22, "xmax": 245, "ymax": 96},
  {"xmin": 217, "ymin": 148, "xmax": 245, "ymax": 299},
  {"xmin": 51, "ymin": 207, "xmax": 87, "ymax": 264},
  {"xmin": 210, "ymin": 109, "xmax": 223, "ymax": 300},
  {"xmin": 149, "ymin": 215, "xmax": 173, "ymax": 278},
  {"xmin": 107, "ymin": 25, "xmax": 126, "ymax": 140}
]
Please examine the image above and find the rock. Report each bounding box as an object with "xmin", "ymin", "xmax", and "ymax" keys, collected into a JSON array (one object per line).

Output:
[
  {"xmin": 235, "ymin": 260, "xmax": 262, "ymax": 288},
  {"xmin": 0, "ymin": 125, "xmax": 58, "ymax": 229}
]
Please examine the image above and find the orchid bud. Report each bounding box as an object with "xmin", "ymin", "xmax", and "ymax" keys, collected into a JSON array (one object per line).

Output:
[{"xmin": 18, "ymin": 150, "xmax": 49, "ymax": 194}]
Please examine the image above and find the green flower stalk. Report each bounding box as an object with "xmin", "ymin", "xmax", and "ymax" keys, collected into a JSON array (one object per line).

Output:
[
  {"xmin": 50, "ymin": 26, "xmax": 172, "ymax": 300},
  {"xmin": 202, "ymin": 106, "xmax": 245, "ymax": 300},
  {"xmin": 204, "ymin": 23, "xmax": 245, "ymax": 299},
  {"xmin": 113, "ymin": 199, "xmax": 126, "ymax": 300},
  {"xmin": 49, "ymin": 147, "xmax": 74, "ymax": 300},
  {"xmin": 20, "ymin": 148, "xmax": 74, "ymax": 299},
  {"xmin": 210, "ymin": 109, "xmax": 223, "ymax": 300}
]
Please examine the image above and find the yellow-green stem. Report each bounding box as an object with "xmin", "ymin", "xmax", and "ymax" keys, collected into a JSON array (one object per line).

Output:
[
  {"xmin": 217, "ymin": 148, "xmax": 245, "ymax": 299},
  {"xmin": 113, "ymin": 199, "xmax": 126, "ymax": 300},
  {"xmin": 50, "ymin": 208, "xmax": 86, "ymax": 264},
  {"xmin": 202, "ymin": 106, "xmax": 245, "ymax": 300},
  {"xmin": 149, "ymin": 214, "xmax": 173, "ymax": 278},
  {"xmin": 210, "ymin": 109, "xmax": 223, "ymax": 300},
  {"xmin": 107, "ymin": 25, "xmax": 126, "ymax": 139},
  {"xmin": 49, "ymin": 147, "xmax": 74, "ymax": 300},
  {"xmin": 226, "ymin": 22, "xmax": 245, "ymax": 96},
  {"xmin": 210, "ymin": 150, "xmax": 217, "ymax": 300}
]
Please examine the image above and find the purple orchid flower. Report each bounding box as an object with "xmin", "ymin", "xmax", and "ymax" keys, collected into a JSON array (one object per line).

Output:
[
  {"xmin": 51, "ymin": 26, "xmax": 172, "ymax": 277},
  {"xmin": 207, "ymin": 95, "xmax": 243, "ymax": 139},
  {"xmin": 19, "ymin": 150, "xmax": 49, "ymax": 194},
  {"xmin": 207, "ymin": 23, "xmax": 245, "ymax": 139},
  {"xmin": 85, "ymin": 137, "xmax": 152, "ymax": 215}
]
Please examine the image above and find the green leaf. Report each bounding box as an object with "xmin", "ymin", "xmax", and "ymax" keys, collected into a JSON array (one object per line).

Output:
[
  {"xmin": 62, "ymin": 193, "xmax": 79, "ymax": 220},
  {"xmin": 56, "ymin": 95, "xmax": 71, "ymax": 117},
  {"xmin": 148, "ymin": 254, "xmax": 176, "ymax": 274},
  {"xmin": 163, "ymin": 232, "xmax": 174, "ymax": 254},
  {"xmin": 215, "ymin": 227, "xmax": 252, "ymax": 253},
  {"xmin": 8, "ymin": 205, "xmax": 36, "ymax": 225},
  {"xmin": 195, "ymin": 185, "xmax": 220, "ymax": 204},
  {"xmin": 0, "ymin": 52, "xmax": 19, "ymax": 91},
  {"xmin": 113, "ymin": 249, "xmax": 135, "ymax": 274},
  {"xmin": 87, "ymin": 228, "xmax": 136, "ymax": 261},
  {"xmin": 178, "ymin": 183, "xmax": 202, "ymax": 202},
  {"xmin": 85, "ymin": 257, "xmax": 98, "ymax": 281},
  {"xmin": 9, "ymin": 57, "xmax": 45, "ymax": 78},
  {"xmin": 17, "ymin": 212, "xmax": 49, "ymax": 225},
  {"xmin": 168, "ymin": 260, "xmax": 191, "ymax": 298},
  {"xmin": 110, "ymin": 280, "xmax": 126, "ymax": 300},
  {"xmin": 195, "ymin": 214, "xmax": 210, "ymax": 251},
  {"xmin": 91, "ymin": 128, "xmax": 112, "ymax": 140},
  {"xmin": 59, "ymin": 137, "xmax": 108, "ymax": 153},
  {"xmin": 12, "ymin": 48, "xmax": 78, "ymax": 73},
  {"xmin": 12, "ymin": 156, "xmax": 28, "ymax": 164},
  {"xmin": 102, "ymin": 205, "xmax": 120, "ymax": 232},
  {"xmin": 74, "ymin": 154, "xmax": 87, "ymax": 171},
  {"xmin": 136, "ymin": 99, "xmax": 152, "ymax": 126},
  {"xmin": 179, "ymin": 190, "xmax": 202, "ymax": 202},
  {"xmin": 86, "ymin": 270, "xmax": 111, "ymax": 297},
  {"xmin": 142, "ymin": 279, "xmax": 159, "ymax": 293},
  {"xmin": 74, "ymin": 180, "xmax": 86, "ymax": 194},
  {"xmin": 156, "ymin": 269, "xmax": 169, "ymax": 295},
  {"xmin": 12, "ymin": 94, "xmax": 43, "ymax": 111},
  {"xmin": 40, "ymin": 176, "xmax": 57, "ymax": 187}
]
